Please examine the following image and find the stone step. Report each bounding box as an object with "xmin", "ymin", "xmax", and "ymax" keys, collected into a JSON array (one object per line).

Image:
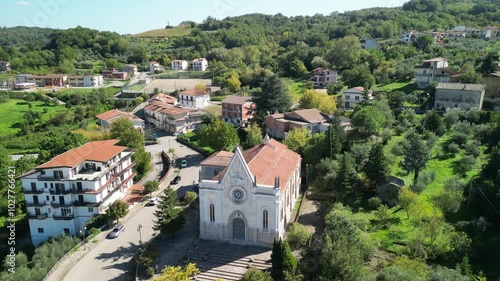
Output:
[
  {"xmin": 187, "ymin": 250, "xmax": 270, "ymax": 266},
  {"xmin": 187, "ymin": 254, "xmax": 270, "ymax": 271},
  {"xmin": 194, "ymin": 268, "xmax": 242, "ymax": 281}
]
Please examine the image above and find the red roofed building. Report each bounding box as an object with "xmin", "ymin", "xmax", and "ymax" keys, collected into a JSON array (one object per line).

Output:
[
  {"xmin": 221, "ymin": 95, "xmax": 256, "ymax": 126},
  {"xmin": 95, "ymin": 109, "xmax": 144, "ymax": 131},
  {"xmin": 178, "ymin": 89, "xmax": 211, "ymax": 109},
  {"xmin": 20, "ymin": 140, "xmax": 136, "ymax": 245},
  {"xmin": 199, "ymin": 136, "xmax": 301, "ymax": 246},
  {"xmin": 310, "ymin": 67, "xmax": 338, "ymax": 88}
]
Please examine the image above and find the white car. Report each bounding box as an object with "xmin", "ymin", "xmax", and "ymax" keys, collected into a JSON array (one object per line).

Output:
[
  {"xmin": 181, "ymin": 160, "xmax": 187, "ymax": 168},
  {"xmin": 148, "ymin": 197, "xmax": 159, "ymax": 206}
]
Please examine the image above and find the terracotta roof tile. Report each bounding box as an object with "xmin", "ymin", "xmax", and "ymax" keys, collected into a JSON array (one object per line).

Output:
[
  {"xmin": 36, "ymin": 140, "xmax": 127, "ymax": 169},
  {"xmin": 200, "ymin": 151, "xmax": 234, "ymax": 167},
  {"xmin": 179, "ymin": 89, "xmax": 209, "ymax": 96},
  {"xmin": 221, "ymin": 95, "xmax": 253, "ymax": 105},
  {"xmin": 95, "ymin": 109, "xmax": 137, "ymax": 121},
  {"xmin": 284, "ymin": 108, "xmax": 325, "ymax": 124}
]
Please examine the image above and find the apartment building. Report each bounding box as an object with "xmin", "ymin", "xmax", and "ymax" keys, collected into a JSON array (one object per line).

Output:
[
  {"xmin": 415, "ymin": 58, "xmax": 458, "ymax": 88},
  {"xmin": 178, "ymin": 89, "xmax": 211, "ymax": 109},
  {"xmin": 221, "ymin": 95, "xmax": 256, "ymax": 126},
  {"xmin": 342, "ymin": 86, "xmax": 373, "ymax": 108},
  {"xmin": 310, "ymin": 68, "xmax": 338, "ymax": 88},
  {"xmin": 434, "ymin": 83, "xmax": 486, "ymax": 111},
  {"xmin": 171, "ymin": 60, "xmax": 188, "ymax": 71},
  {"xmin": 20, "ymin": 140, "xmax": 135, "ymax": 245},
  {"xmin": 192, "ymin": 58, "xmax": 208, "ymax": 71}
]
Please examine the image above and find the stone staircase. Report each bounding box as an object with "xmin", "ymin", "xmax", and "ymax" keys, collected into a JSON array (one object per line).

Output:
[{"xmin": 186, "ymin": 250, "xmax": 271, "ymax": 281}]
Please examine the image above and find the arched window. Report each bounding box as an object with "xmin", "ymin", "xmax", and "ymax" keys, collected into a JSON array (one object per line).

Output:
[
  {"xmin": 209, "ymin": 204, "xmax": 215, "ymax": 222},
  {"xmin": 263, "ymin": 210, "xmax": 268, "ymax": 230}
]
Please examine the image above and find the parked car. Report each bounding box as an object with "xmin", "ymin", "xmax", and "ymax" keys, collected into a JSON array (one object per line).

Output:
[
  {"xmin": 181, "ymin": 160, "xmax": 187, "ymax": 168},
  {"xmin": 170, "ymin": 175, "xmax": 181, "ymax": 185},
  {"xmin": 107, "ymin": 224, "xmax": 125, "ymax": 239},
  {"xmin": 148, "ymin": 197, "xmax": 159, "ymax": 206}
]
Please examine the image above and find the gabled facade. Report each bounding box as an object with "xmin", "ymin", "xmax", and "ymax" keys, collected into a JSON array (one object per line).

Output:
[
  {"xmin": 310, "ymin": 68, "xmax": 338, "ymax": 88},
  {"xmin": 192, "ymin": 58, "xmax": 208, "ymax": 71},
  {"xmin": 178, "ymin": 89, "xmax": 211, "ymax": 109},
  {"xmin": 20, "ymin": 140, "xmax": 135, "ymax": 245},
  {"xmin": 121, "ymin": 64, "xmax": 138, "ymax": 75},
  {"xmin": 95, "ymin": 109, "xmax": 144, "ymax": 131},
  {"xmin": 415, "ymin": 57, "xmax": 458, "ymax": 88},
  {"xmin": 342, "ymin": 86, "xmax": 372, "ymax": 109},
  {"xmin": 265, "ymin": 108, "xmax": 330, "ymax": 139},
  {"xmin": 171, "ymin": 60, "xmax": 188, "ymax": 71},
  {"xmin": 221, "ymin": 95, "xmax": 256, "ymax": 126},
  {"xmin": 434, "ymin": 83, "xmax": 486, "ymax": 111},
  {"xmin": 199, "ymin": 137, "xmax": 301, "ymax": 247},
  {"xmin": 149, "ymin": 61, "xmax": 162, "ymax": 73},
  {"xmin": 144, "ymin": 100, "xmax": 206, "ymax": 134},
  {"xmin": 480, "ymin": 71, "xmax": 500, "ymax": 109}
]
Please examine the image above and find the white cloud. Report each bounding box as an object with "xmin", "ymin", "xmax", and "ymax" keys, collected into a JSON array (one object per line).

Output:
[{"xmin": 16, "ymin": 1, "xmax": 31, "ymax": 6}]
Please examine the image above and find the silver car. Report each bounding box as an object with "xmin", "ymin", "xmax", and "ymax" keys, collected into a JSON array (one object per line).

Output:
[{"xmin": 107, "ymin": 224, "xmax": 125, "ymax": 239}]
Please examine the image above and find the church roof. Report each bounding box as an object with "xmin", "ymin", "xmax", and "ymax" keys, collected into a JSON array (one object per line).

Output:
[{"xmin": 200, "ymin": 151, "xmax": 234, "ymax": 167}]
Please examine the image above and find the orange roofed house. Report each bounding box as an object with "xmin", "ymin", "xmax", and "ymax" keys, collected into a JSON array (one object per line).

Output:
[
  {"xmin": 221, "ymin": 95, "xmax": 256, "ymax": 126},
  {"xmin": 19, "ymin": 140, "xmax": 136, "ymax": 245},
  {"xmin": 95, "ymin": 109, "xmax": 144, "ymax": 131},
  {"xmin": 198, "ymin": 136, "xmax": 301, "ymax": 246}
]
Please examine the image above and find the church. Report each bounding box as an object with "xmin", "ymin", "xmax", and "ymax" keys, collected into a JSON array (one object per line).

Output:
[{"xmin": 198, "ymin": 136, "xmax": 301, "ymax": 247}]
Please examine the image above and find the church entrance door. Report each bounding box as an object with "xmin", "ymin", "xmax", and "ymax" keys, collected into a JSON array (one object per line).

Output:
[{"xmin": 232, "ymin": 218, "xmax": 245, "ymax": 240}]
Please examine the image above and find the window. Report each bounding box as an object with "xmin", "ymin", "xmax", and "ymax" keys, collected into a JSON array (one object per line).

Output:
[
  {"xmin": 88, "ymin": 207, "xmax": 94, "ymax": 213},
  {"xmin": 209, "ymin": 204, "xmax": 215, "ymax": 222},
  {"xmin": 355, "ymin": 96, "xmax": 360, "ymax": 100},
  {"xmin": 263, "ymin": 210, "xmax": 269, "ymax": 230},
  {"xmin": 40, "ymin": 170, "xmax": 45, "ymax": 175},
  {"xmin": 44, "ymin": 183, "xmax": 47, "ymax": 189},
  {"xmin": 46, "ymin": 196, "xmax": 49, "ymax": 201},
  {"xmin": 37, "ymin": 228, "xmax": 44, "ymax": 233},
  {"xmin": 345, "ymin": 95, "xmax": 350, "ymax": 100},
  {"xmin": 53, "ymin": 170, "xmax": 63, "ymax": 179},
  {"xmin": 64, "ymin": 228, "xmax": 70, "ymax": 234},
  {"xmin": 48, "ymin": 208, "xmax": 51, "ymax": 213}
]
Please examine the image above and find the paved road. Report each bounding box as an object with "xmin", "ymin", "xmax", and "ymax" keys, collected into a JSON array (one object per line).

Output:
[{"xmin": 62, "ymin": 130, "xmax": 204, "ymax": 281}]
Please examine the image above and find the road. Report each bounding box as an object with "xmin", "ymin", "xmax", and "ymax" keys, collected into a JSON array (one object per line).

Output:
[{"xmin": 62, "ymin": 131, "xmax": 204, "ymax": 281}]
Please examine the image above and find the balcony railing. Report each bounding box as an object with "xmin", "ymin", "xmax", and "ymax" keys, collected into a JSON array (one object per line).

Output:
[
  {"xmin": 51, "ymin": 202, "xmax": 73, "ymax": 208},
  {"xmin": 73, "ymin": 201, "xmax": 98, "ymax": 207},
  {"xmin": 53, "ymin": 214, "xmax": 74, "ymax": 220},
  {"xmin": 26, "ymin": 201, "xmax": 47, "ymax": 207},
  {"xmin": 49, "ymin": 188, "xmax": 72, "ymax": 195},
  {"xmin": 27, "ymin": 213, "xmax": 48, "ymax": 220},
  {"xmin": 23, "ymin": 189, "xmax": 45, "ymax": 195},
  {"xmin": 37, "ymin": 175, "xmax": 65, "ymax": 181}
]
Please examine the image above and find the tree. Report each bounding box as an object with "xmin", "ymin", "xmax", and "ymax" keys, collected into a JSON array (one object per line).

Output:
[
  {"xmin": 298, "ymin": 90, "xmax": 336, "ymax": 113},
  {"xmin": 106, "ymin": 200, "xmax": 129, "ymax": 223},
  {"xmin": 241, "ymin": 267, "xmax": 273, "ymax": 281},
  {"xmin": 287, "ymin": 223, "xmax": 311, "ymax": 249},
  {"xmin": 478, "ymin": 52, "xmax": 498, "ymax": 74},
  {"xmin": 399, "ymin": 188, "xmax": 418, "ymax": 219},
  {"xmin": 153, "ymin": 187, "xmax": 185, "ymax": 236},
  {"xmin": 433, "ymin": 177, "xmax": 465, "ymax": 215},
  {"xmin": 458, "ymin": 63, "xmax": 480, "ymax": 84},
  {"xmin": 326, "ymin": 81, "xmax": 344, "ymax": 95},
  {"xmin": 352, "ymin": 105, "xmax": 386, "ymax": 135},
  {"xmin": 341, "ymin": 63, "xmax": 375, "ymax": 89},
  {"xmin": 334, "ymin": 152, "xmax": 358, "ymax": 202},
  {"xmin": 414, "ymin": 35, "xmax": 434, "ymax": 52},
  {"xmin": 401, "ymin": 131, "xmax": 431, "ymax": 181},
  {"xmin": 110, "ymin": 117, "xmax": 143, "ymax": 149},
  {"xmin": 311, "ymin": 56, "xmax": 330, "ymax": 69},
  {"xmin": 422, "ymin": 110, "xmax": 446, "ymax": 136},
  {"xmin": 329, "ymin": 35, "xmax": 362, "ymax": 70},
  {"xmin": 283, "ymin": 127, "xmax": 309, "ymax": 154},
  {"xmin": 271, "ymin": 238, "xmax": 297, "ymax": 281},
  {"xmin": 252, "ymin": 74, "xmax": 292, "ymax": 114},
  {"xmin": 143, "ymin": 180, "xmax": 159, "ymax": 197},
  {"xmin": 226, "ymin": 72, "xmax": 241, "ymax": 92},
  {"xmin": 363, "ymin": 142, "xmax": 389, "ymax": 186},
  {"xmin": 243, "ymin": 123, "xmax": 262, "ymax": 149},
  {"xmin": 324, "ymin": 116, "xmax": 346, "ymax": 158},
  {"xmin": 184, "ymin": 191, "xmax": 197, "ymax": 204},
  {"xmin": 198, "ymin": 119, "xmax": 240, "ymax": 151},
  {"xmin": 152, "ymin": 263, "xmax": 200, "ymax": 281}
]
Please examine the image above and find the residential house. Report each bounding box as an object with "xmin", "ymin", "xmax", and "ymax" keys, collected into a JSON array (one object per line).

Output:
[
  {"xmin": 377, "ymin": 176, "xmax": 405, "ymax": 206},
  {"xmin": 25, "ymin": 74, "xmax": 68, "ymax": 87},
  {"xmin": 101, "ymin": 69, "xmax": 128, "ymax": 80},
  {"xmin": 0, "ymin": 61, "xmax": 11, "ymax": 72},
  {"xmin": 342, "ymin": 87, "xmax": 372, "ymax": 108},
  {"xmin": 150, "ymin": 93, "xmax": 178, "ymax": 106},
  {"xmin": 361, "ymin": 37, "xmax": 377, "ymax": 49},
  {"xmin": 121, "ymin": 65, "xmax": 138, "ymax": 76},
  {"xmin": 192, "ymin": 58, "xmax": 208, "ymax": 71},
  {"xmin": 434, "ymin": 83, "xmax": 487, "ymax": 111},
  {"xmin": 199, "ymin": 136, "xmax": 301, "ymax": 246},
  {"xmin": 221, "ymin": 95, "xmax": 256, "ymax": 126},
  {"xmin": 144, "ymin": 101, "xmax": 206, "ymax": 134},
  {"xmin": 400, "ymin": 30, "xmax": 421, "ymax": 43},
  {"xmin": 310, "ymin": 68, "xmax": 338, "ymax": 88},
  {"xmin": 482, "ymin": 26, "xmax": 500, "ymax": 40},
  {"xmin": 67, "ymin": 75, "xmax": 104, "ymax": 87},
  {"xmin": 480, "ymin": 71, "xmax": 500, "ymax": 109},
  {"xmin": 149, "ymin": 61, "xmax": 162, "ymax": 73},
  {"xmin": 95, "ymin": 109, "xmax": 144, "ymax": 131},
  {"xmin": 178, "ymin": 89, "xmax": 211, "ymax": 109},
  {"xmin": 19, "ymin": 140, "xmax": 136, "ymax": 245},
  {"xmin": 415, "ymin": 58, "xmax": 459, "ymax": 88},
  {"xmin": 265, "ymin": 108, "xmax": 330, "ymax": 139},
  {"xmin": 171, "ymin": 60, "xmax": 188, "ymax": 71}
]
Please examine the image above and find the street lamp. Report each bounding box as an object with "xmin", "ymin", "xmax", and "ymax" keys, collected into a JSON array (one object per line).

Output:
[
  {"xmin": 80, "ymin": 226, "xmax": 87, "ymax": 250},
  {"xmin": 137, "ymin": 224, "xmax": 143, "ymax": 244}
]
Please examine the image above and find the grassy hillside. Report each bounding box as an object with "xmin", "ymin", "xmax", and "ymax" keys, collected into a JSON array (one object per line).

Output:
[{"xmin": 135, "ymin": 26, "xmax": 191, "ymax": 38}]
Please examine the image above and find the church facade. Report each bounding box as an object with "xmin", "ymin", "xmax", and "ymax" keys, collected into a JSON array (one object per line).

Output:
[{"xmin": 198, "ymin": 137, "xmax": 301, "ymax": 247}]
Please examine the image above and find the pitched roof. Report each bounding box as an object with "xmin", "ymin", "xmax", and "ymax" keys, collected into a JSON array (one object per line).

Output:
[
  {"xmin": 435, "ymin": 83, "xmax": 486, "ymax": 91},
  {"xmin": 423, "ymin": 57, "xmax": 447, "ymax": 62},
  {"xmin": 36, "ymin": 140, "xmax": 127, "ymax": 169},
  {"xmin": 200, "ymin": 151, "xmax": 234, "ymax": 167},
  {"xmin": 151, "ymin": 93, "xmax": 177, "ymax": 104},
  {"xmin": 95, "ymin": 109, "xmax": 138, "ymax": 121},
  {"xmin": 284, "ymin": 108, "xmax": 325, "ymax": 124},
  {"xmin": 192, "ymin": 58, "xmax": 207, "ymax": 62},
  {"xmin": 221, "ymin": 95, "xmax": 253, "ymax": 105},
  {"xmin": 343, "ymin": 86, "xmax": 366, "ymax": 94},
  {"xmin": 179, "ymin": 89, "xmax": 209, "ymax": 96}
]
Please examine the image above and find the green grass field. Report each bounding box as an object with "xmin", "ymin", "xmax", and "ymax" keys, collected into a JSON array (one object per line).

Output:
[
  {"xmin": 135, "ymin": 26, "xmax": 192, "ymax": 38},
  {"xmin": 0, "ymin": 99, "xmax": 66, "ymax": 136},
  {"xmin": 127, "ymin": 84, "xmax": 146, "ymax": 91},
  {"xmin": 284, "ymin": 79, "xmax": 308, "ymax": 103},
  {"xmin": 374, "ymin": 82, "xmax": 417, "ymax": 93}
]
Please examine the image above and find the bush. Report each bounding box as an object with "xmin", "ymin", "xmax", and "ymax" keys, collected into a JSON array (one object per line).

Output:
[
  {"xmin": 146, "ymin": 267, "xmax": 155, "ymax": 278},
  {"xmin": 445, "ymin": 142, "xmax": 460, "ymax": 156},
  {"xmin": 465, "ymin": 142, "xmax": 480, "ymax": 158},
  {"xmin": 287, "ymin": 223, "xmax": 311, "ymax": 249},
  {"xmin": 410, "ymin": 180, "xmax": 426, "ymax": 194},
  {"xmin": 184, "ymin": 191, "xmax": 197, "ymax": 204},
  {"xmin": 368, "ymin": 197, "xmax": 382, "ymax": 210},
  {"xmin": 457, "ymin": 155, "xmax": 476, "ymax": 175}
]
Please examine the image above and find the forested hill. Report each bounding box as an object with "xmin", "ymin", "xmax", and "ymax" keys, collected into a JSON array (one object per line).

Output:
[{"xmin": 0, "ymin": 26, "xmax": 54, "ymax": 47}]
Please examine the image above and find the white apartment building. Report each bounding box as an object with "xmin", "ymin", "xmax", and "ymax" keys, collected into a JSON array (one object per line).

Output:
[
  {"xmin": 149, "ymin": 61, "xmax": 162, "ymax": 73},
  {"xmin": 342, "ymin": 87, "xmax": 372, "ymax": 109},
  {"xmin": 192, "ymin": 58, "xmax": 208, "ymax": 71},
  {"xmin": 20, "ymin": 140, "xmax": 135, "ymax": 245},
  {"xmin": 67, "ymin": 75, "xmax": 104, "ymax": 87},
  {"xmin": 171, "ymin": 60, "xmax": 188, "ymax": 71},
  {"xmin": 178, "ymin": 89, "xmax": 211, "ymax": 109},
  {"xmin": 415, "ymin": 57, "xmax": 458, "ymax": 88}
]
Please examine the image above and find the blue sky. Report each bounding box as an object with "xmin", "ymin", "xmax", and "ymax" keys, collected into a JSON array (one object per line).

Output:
[{"xmin": 1, "ymin": 0, "xmax": 408, "ymax": 34}]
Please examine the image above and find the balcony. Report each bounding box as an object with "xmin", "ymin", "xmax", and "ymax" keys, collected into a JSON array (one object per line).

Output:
[
  {"xmin": 51, "ymin": 202, "xmax": 73, "ymax": 208},
  {"xmin": 27, "ymin": 213, "xmax": 48, "ymax": 220},
  {"xmin": 23, "ymin": 189, "xmax": 45, "ymax": 195},
  {"xmin": 26, "ymin": 201, "xmax": 47, "ymax": 207},
  {"xmin": 53, "ymin": 214, "xmax": 74, "ymax": 220},
  {"xmin": 49, "ymin": 188, "xmax": 72, "ymax": 195},
  {"xmin": 37, "ymin": 175, "xmax": 65, "ymax": 181},
  {"xmin": 73, "ymin": 201, "xmax": 98, "ymax": 207}
]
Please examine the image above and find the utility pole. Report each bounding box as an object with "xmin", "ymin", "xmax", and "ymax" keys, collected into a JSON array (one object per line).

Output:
[{"xmin": 137, "ymin": 224, "xmax": 143, "ymax": 244}]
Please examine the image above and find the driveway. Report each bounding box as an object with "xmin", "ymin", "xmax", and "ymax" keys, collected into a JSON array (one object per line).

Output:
[{"xmin": 61, "ymin": 130, "xmax": 204, "ymax": 281}]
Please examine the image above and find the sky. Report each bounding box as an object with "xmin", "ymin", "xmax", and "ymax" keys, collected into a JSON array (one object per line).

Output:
[{"xmin": 1, "ymin": 0, "xmax": 408, "ymax": 34}]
